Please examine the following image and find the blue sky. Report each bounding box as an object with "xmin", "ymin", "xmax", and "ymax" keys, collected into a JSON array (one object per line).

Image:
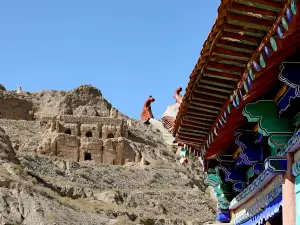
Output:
[{"xmin": 0, "ymin": 0, "xmax": 219, "ymax": 119}]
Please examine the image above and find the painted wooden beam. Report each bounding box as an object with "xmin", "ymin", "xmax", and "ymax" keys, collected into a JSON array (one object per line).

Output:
[
  {"xmin": 192, "ymin": 92, "xmax": 227, "ymax": 104},
  {"xmin": 235, "ymin": 0, "xmax": 282, "ymax": 12},
  {"xmin": 223, "ymin": 24, "xmax": 265, "ymax": 38},
  {"xmin": 213, "ymin": 48, "xmax": 251, "ymax": 61},
  {"xmin": 191, "ymin": 101, "xmax": 222, "ymax": 110},
  {"xmin": 203, "ymin": 71, "xmax": 240, "ymax": 82},
  {"xmin": 179, "ymin": 128, "xmax": 209, "ymax": 135},
  {"xmin": 210, "ymin": 57, "xmax": 247, "ymax": 67},
  {"xmin": 199, "ymin": 77, "xmax": 237, "ymax": 88},
  {"xmin": 221, "ymin": 32, "xmax": 261, "ymax": 46},
  {"xmin": 186, "ymin": 110, "xmax": 217, "ymax": 118},
  {"xmin": 197, "ymin": 84, "xmax": 233, "ymax": 94},
  {"xmin": 194, "ymin": 89, "xmax": 229, "ymax": 99},
  {"xmin": 181, "ymin": 119, "xmax": 212, "ymax": 128},
  {"xmin": 178, "ymin": 130, "xmax": 206, "ymax": 137},
  {"xmin": 228, "ymin": 13, "xmax": 273, "ymax": 31},
  {"xmin": 188, "ymin": 105, "xmax": 219, "ymax": 114},
  {"xmin": 180, "ymin": 124, "xmax": 211, "ymax": 132},
  {"xmin": 207, "ymin": 61, "xmax": 245, "ymax": 74},
  {"xmin": 231, "ymin": 2, "xmax": 278, "ymax": 20},
  {"xmin": 216, "ymin": 40, "xmax": 256, "ymax": 54},
  {"xmin": 184, "ymin": 115, "xmax": 215, "ymax": 122}
]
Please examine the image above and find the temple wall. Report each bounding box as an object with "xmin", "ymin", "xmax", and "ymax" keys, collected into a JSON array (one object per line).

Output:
[
  {"xmin": 0, "ymin": 98, "xmax": 33, "ymax": 120},
  {"xmin": 80, "ymin": 138, "xmax": 102, "ymax": 163},
  {"xmin": 230, "ymin": 175, "xmax": 283, "ymax": 223},
  {"xmin": 59, "ymin": 115, "xmax": 124, "ymax": 126},
  {"xmin": 56, "ymin": 134, "xmax": 80, "ymax": 161}
]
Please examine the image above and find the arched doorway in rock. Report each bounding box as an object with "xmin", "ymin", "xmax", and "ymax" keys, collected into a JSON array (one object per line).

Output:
[
  {"xmin": 85, "ymin": 131, "xmax": 93, "ymax": 138},
  {"xmin": 84, "ymin": 152, "xmax": 92, "ymax": 160},
  {"xmin": 65, "ymin": 129, "xmax": 72, "ymax": 135},
  {"xmin": 107, "ymin": 133, "xmax": 114, "ymax": 139}
]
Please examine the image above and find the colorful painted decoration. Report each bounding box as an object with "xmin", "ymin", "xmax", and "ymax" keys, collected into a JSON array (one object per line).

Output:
[
  {"xmin": 214, "ymin": 127, "xmax": 218, "ymax": 136},
  {"xmin": 277, "ymin": 25, "xmax": 283, "ymax": 39},
  {"xmin": 259, "ymin": 53, "xmax": 266, "ymax": 68},
  {"xmin": 239, "ymin": 90, "xmax": 243, "ymax": 99},
  {"xmin": 270, "ymin": 37, "xmax": 277, "ymax": 51},
  {"xmin": 291, "ymin": 0, "xmax": 297, "ymax": 15},
  {"xmin": 233, "ymin": 99, "xmax": 237, "ymax": 108},
  {"xmin": 264, "ymin": 45, "xmax": 270, "ymax": 58},
  {"xmin": 219, "ymin": 119, "xmax": 224, "ymax": 128},
  {"xmin": 286, "ymin": 7, "xmax": 293, "ymax": 22},
  {"xmin": 222, "ymin": 116, "xmax": 226, "ymax": 124},
  {"xmin": 211, "ymin": 133, "xmax": 214, "ymax": 142},
  {"xmin": 224, "ymin": 110, "xmax": 227, "ymax": 119},
  {"xmin": 281, "ymin": 17, "xmax": 288, "ymax": 31},
  {"xmin": 227, "ymin": 105, "xmax": 231, "ymax": 114},
  {"xmin": 247, "ymin": 75, "xmax": 252, "ymax": 88},
  {"xmin": 252, "ymin": 60, "xmax": 260, "ymax": 71},
  {"xmin": 235, "ymin": 94, "xmax": 240, "ymax": 106},
  {"xmin": 243, "ymin": 81, "xmax": 249, "ymax": 93},
  {"xmin": 249, "ymin": 68, "xmax": 254, "ymax": 80}
]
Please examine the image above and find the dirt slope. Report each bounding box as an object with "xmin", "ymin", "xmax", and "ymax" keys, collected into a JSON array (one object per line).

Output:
[{"xmin": 0, "ymin": 85, "xmax": 217, "ymax": 225}]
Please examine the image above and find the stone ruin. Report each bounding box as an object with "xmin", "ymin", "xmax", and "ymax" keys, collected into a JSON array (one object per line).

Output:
[
  {"xmin": 0, "ymin": 84, "xmax": 142, "ymax": 166},
  {"xmin": 38, "ymin": 115, "xmax": 137, "ymax": 165}
]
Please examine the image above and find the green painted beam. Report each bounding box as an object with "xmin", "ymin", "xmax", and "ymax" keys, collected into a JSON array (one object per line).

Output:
[
  {"xmin": 216, "ymin": 43, "xmax": 255, "ymax": 54},
  {"xmin": 212, "ymin": 52, "xmax": 249, "ymax": 61},
  {"xmin": 192, "ymin": 95, "xmax": 224, "ymax": 104},
  {"xmin": 179, "ymin": 128, "xmax": 208, "ymax": 135},
  {"xmin": 227, "ymin": 18, "xmax": 269, "ymax": 32},
  {"xmin": 187, "ymin": 111, "xmax": 217, "ymax": 118},
  {"xmin": 185, "ymin": 115, "xmax": 215, "ymax": 122},
  {"xmin": 235, "ymin": 0, "xmax": 281, "ymax": 12},
  {"xmin": 210, "ymin": 58, "xmax": 247, "ymax": 67},
  {"xmin": 206, "ymin": 67, "xmax": 242, "ymax": 76},
  {"xmin": 231, "ymin": 9, "xmax": 276, "ymax": 21},
  {"xmin": 191, "ymin": 102, "xmax": 221, "ymax": 110},
  {"xmin": 197, "ymin": 84, "xmax": 233, "ymax": 94},
  {"xmin": 179, "ymin": 130, "xmax": 206, "ymax": 137},
  {"xmin": 194, "ymin": 89, "xmax": 229, "ymax": 99},
  {"xmin": 224, "ymin": 27, "xmax": 264, "ymax": 37},
  {"xmin": 204, "ymin": 73, "xmax": 240, "ymax": 82},
  {"xmin": 189, "ymin": 105, "xmax": 219, "ymax": 114}
]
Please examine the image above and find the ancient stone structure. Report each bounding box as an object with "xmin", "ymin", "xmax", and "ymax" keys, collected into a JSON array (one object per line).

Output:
[
  {"xmin": 38, "ymin": 115, "xmax": 136, "ymax": 165},
  {"xmin": 0, "ymin": 93, "xmax": 34, "ymax": 120},
  {"xmin": 140, "ymin": 95, "xmax": 155, "ymax": 124}
]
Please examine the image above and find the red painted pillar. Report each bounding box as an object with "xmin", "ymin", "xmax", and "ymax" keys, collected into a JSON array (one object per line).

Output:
[{"xmin": 282, "ymin": 152, "xmax": 296, "ymax": 225}]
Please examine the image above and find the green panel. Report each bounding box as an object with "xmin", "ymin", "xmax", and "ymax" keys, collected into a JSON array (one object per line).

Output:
[
  {"xmin": 210, "ymin": 58, "xmax": 247, "ymax": 67},
  {"xmin": 223, "ymin": 28, "xmax": 264, "ymax": 38},
  {"xmin": 231, "ymin": 9, "xmax": 276, "ymax": 20},
  {"xmin": 228, "ymin": 19, "xmax": 269, "ymax": 32},
  {"xmin": 296, "ymin": 175, "xmax": 300, "ymax": 194},
  {"xmin": 297, "ymin": 192, "xmax": 300, "ymax": 225},
  {"xmin": 216, "ymin": 43, "xmax": 254, "ymax": 54},
  {"xmin": 205, "ymin": 173, "xmax": 223, "ymax": 187},
  {"xmin": 206, "ymin": 67, "xmax": 242, "ymax": 75},
  {"xmin": 204, "ymin": 73, "xmax": 240, "ymax": 82},
  {"xmin": 212, "ymin": 52, "xmax": 250, "ymax": 61},
  {"xmin": 242, "ymin": 100, "xmax": 294, "ymax": 136},
  {"xmin": 235, "ymin": 0, "xmax": 281, "ymax": 12}
]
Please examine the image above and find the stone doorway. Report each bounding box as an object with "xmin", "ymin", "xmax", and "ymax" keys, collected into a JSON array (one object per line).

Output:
[{"xmin": 84, "ymin": 152, "xmax": 92, "ymax": 160}]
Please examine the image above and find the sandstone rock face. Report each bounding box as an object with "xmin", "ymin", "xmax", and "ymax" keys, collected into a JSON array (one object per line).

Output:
[
  {"xmin": 0, "ymin": 84, "xmax": 6, "ymax": 91},
  {"xmin": 0, "ymin": 84, "xmax": 217, "ymax": 224}
]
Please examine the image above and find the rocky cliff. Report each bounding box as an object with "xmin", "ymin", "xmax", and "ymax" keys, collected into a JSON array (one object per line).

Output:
[{"xmin": 0, "ymin": 84, "xmax": 217, "ymax": 225}]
